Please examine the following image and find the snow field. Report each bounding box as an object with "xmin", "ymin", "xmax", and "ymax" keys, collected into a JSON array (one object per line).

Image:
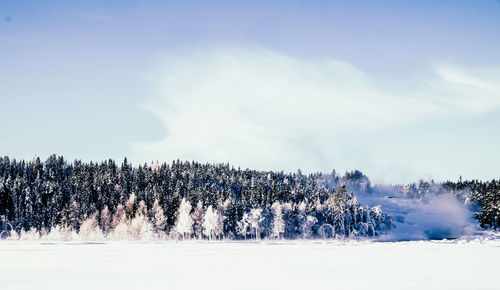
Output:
[{"xmin": 1, "ymin": 240, "xmax": 499, "ymax": 290}]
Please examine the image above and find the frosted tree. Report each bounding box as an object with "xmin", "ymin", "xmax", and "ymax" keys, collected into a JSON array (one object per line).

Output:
[
  {"xmin": 191, "ymin": 201, "xmax": 205, "ymax": 239},
  {"xmin": 125, "ymin": 193, "xmax": 136, "ymax": 219},
  {"xmin": 111, "ymin": 204, "xmax": 128, "ymax": 240},
  {"xmin": 271, "ymin": 202, "xmax": 285, "ymax": 239},
  {"xmin": 46, "ymin": 224, "xmax": 73, "ymax": 241},
  {"xmin": 370, "ymin": 205, "xmax": 383, "ymax": 225},
  {"xmin": 217, "ymin": 211, "xmax": 225, "ymax": 239},
  {"xmin": 236, "ymin": 212, "xmax": 250, "ymax": 239},
  {"xmin": 61, "ymin": 199, "xmax": 79, "ymax": 230},
  {"xmin": 6, "ymin": 230, "xmax": 19, "ymax": 241},
  {"xmin": 174, "ymin": 198, "xmax": 193, "ymax": 239},
  {"xmin": 202, "ymin": 205, "xmax": 223, "ymax": 240},
  {"xmin": 347, "ymin": 197, "xmax": 360, "ymax": 224},
  {"xmin": 301, "ymin": 215, "xmax": 318, "ymax": 239},
  {"xmin": 333, "ymin": 185, "xmax": 347, "ymax": 237},
  {"xmin": 318, "ymin": 224, "xmax": 335, "ymax": 239},
  {"xmin": 79, "ymin": 212, "xmax": 104, "ymax": 240},
  {"xmin": 248, "ymin": 208, "xmax": 264, "ymax": 239},
  {"xmin": 19, "ymin": 227, "xmax": 40, "ymax": 241},
  {"xmin": 112, "ymin": 204, "xmax": 125, "ymax": 229},
  {"xmin": 151, "ymin": 200, "xmax": 168, "ymax": 237},
  {"xmin": 128, "ymin": 200, "xmax": 154, "ymax": 240},
  {"xmin": 100, "ymin": 206, "xmax": 112, "ymax": 234}
]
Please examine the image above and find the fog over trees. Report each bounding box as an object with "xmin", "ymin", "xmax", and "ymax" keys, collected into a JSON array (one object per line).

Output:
[{"xmin": 0, "ymin": 155, "xmax": 498, "ymax": 240}]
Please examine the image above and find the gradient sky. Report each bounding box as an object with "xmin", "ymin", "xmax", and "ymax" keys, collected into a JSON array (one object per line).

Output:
[{"xmin": 1, "ymin": 0, "xmax": 499, "ymax": 184}]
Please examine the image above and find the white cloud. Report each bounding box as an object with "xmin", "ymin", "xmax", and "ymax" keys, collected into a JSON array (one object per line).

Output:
[
  {"xmin": 432, "ymin": 64, "xmax": 500, "ymax": 114},
  {"xmin": 130, "ymin": 46, "xmax": 500, "ymax": 183}
]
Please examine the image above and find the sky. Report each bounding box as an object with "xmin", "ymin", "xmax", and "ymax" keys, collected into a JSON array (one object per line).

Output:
[{"xmin": 1, "ymin": 0, "xmax": 499, "ymax": 184}]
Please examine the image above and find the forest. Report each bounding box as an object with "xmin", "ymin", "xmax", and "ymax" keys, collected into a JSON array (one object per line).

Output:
[{"xmin": 0, "ymin": 155, "xmax": 498, "ymax": 240}]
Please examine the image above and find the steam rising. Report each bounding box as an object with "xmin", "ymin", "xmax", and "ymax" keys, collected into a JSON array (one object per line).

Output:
[{"xmin": 357, "ymin": 191, "xmax": 479, "ymax": 241}]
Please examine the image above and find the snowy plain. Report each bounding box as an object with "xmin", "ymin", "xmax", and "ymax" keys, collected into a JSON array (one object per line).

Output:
[{"xmin": 1, "ymin": 239, "xmax": 500, "ymax": 290}]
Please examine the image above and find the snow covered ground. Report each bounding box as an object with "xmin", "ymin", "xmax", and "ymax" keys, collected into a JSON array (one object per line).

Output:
[{"xmin": 1, "ymin": 239, "xmax": 499, "ymax": 290}]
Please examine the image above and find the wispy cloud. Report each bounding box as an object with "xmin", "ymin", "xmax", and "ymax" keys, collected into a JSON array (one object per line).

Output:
[{"xmin": 130, "ymin": 45, "xmax": 500, "ymax": 183}]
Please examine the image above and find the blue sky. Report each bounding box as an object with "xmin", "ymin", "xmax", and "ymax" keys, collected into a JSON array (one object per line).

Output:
[{"xmin": 1, "ymin": 0, "xmax": 499, "ymax": 183}]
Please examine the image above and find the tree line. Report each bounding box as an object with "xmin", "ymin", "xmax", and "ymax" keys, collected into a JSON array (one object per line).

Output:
[{"xmin": 0, "ymin": 155, "xmax": 392, "ymax": 240}]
